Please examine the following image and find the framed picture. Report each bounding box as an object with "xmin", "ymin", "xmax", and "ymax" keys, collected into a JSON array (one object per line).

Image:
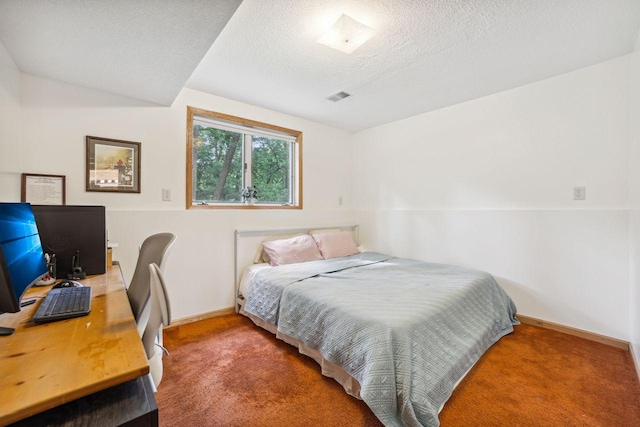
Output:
[
  {"xmin": 86, "ymin": 136, "xmax": 141, "ymax": 193},
  {"xmin": 21, "ymin": 173, "xmax": 66, "ymax": 205}
]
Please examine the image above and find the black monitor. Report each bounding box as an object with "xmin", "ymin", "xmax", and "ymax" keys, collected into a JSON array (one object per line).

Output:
[
  {"xmin": 0, "ymin": 203, "xmax": 49, "ymax": 335},
  {"xmin": 32, "ymin": 205, "xmax": 106, "ymax": 278}
]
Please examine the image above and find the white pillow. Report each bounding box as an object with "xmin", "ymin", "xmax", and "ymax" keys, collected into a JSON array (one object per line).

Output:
[{"xmin": 252, "ymin": 244, "xmax": 270, "ymax": 264}]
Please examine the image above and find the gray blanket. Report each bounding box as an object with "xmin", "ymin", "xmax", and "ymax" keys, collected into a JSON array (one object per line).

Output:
[{"xmin": 244, "ymin": 252, "xmax": 518, "ymax": 427}]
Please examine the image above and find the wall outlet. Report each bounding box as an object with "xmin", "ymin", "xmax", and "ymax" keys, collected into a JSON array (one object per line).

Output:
[
  {"xmin": 573, "ymin": 187, "xmax": 585, "ymax": 200},
  {"xmin": 162, "ymin": 189, "xmax": 171, "ymax": 201}
]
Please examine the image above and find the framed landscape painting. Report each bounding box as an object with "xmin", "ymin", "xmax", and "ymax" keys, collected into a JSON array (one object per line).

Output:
[{"xmin": 86, "ymin": 136, "xmax": 141, "ymax": 193}]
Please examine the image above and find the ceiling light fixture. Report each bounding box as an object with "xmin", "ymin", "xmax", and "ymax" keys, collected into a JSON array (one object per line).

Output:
[{"xmin": 317, "ymin": 14, "xmax": 375, "ymax": 54}]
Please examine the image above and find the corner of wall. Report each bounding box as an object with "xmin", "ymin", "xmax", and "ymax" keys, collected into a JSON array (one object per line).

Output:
[
  {"xmin": 628, "ymin": 44, "xmax": 640, "ymax": 374},
  {"xmin": 0, "ymin": 38, "xmax": 23, "ymax": 201},
  {"xmin": 630, "ymin": 342, "xmax": 640, "ymax": 383}
]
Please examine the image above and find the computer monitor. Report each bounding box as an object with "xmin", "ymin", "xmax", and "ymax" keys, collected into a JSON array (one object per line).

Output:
[
  {"xmin": 31, "ymin": 205, "xmax": 106, "ymax": 278},
  {"xmin": 0, "ymin": 203, "xmax": 48, "ymax": 335}
]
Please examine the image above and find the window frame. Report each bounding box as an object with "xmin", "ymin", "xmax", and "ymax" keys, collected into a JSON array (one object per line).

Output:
[{"xmin": 186, "ymin": 106, "xmax": 303, "ymax": 210}]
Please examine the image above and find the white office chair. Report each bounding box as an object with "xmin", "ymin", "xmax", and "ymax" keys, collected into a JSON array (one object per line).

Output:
[
  {"xmin": 143, "ymin": 262, "xmax": 172, "ymax": 390},
  {"xmin": 127, "ymin": 233, "xmax": 176, "ymax": 336}
]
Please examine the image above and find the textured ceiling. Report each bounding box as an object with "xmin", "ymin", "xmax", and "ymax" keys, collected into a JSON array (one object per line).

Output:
[
  {"xmin": 187, "ymin": 0, "xmax": 640, "ymax": 131},
  {"xmin": 0, "ymin": 0, "xmax": 243, "ymax": 105},
  {"xmin": 0, "ymin": 1, "xmax": 639, "ymax": 131}
]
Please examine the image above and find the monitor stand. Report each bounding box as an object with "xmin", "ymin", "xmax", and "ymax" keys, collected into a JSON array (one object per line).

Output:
[
  {"xmin": 0, "ymin": 326, "xmax": 14, "ymax": 336},
  {"xmin": 0, "ymin": 300, "xmax": 38, "ymax": 336}
]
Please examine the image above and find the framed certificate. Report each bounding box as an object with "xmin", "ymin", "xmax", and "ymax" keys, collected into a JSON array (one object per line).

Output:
[{"xmin": 21, "ymin": 173, "xmax": 66, "ymax": 205}]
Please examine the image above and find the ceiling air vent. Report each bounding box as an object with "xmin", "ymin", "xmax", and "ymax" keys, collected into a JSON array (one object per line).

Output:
[{"xmin": 327, "ymin": 91, "xmax": 351, "ymax": 102}]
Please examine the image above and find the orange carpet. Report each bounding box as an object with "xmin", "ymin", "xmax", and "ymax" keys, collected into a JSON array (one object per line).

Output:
[{"xmin": 156, "ymin": 314, "xmax": 640, "ymax": 426}]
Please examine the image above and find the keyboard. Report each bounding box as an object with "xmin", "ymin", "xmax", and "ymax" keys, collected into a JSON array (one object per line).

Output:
[{"xmin": 33, "ymin": 286, "xmax": 92, "ymax": 324}]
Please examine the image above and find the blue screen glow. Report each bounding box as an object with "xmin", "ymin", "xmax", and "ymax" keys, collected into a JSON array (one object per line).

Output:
[{"xmin": 0, "ymin": 203, "xmax": 48, "ymax": 301}]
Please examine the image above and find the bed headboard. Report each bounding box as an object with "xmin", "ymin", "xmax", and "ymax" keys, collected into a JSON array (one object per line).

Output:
[{"xmin": 234, "ymin": 224, "xmax": 359, "ymax": 311}]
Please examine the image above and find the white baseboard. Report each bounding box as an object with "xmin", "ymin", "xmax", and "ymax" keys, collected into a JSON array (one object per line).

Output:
[
  {"xmin": 517, "ymin": 314, "xmax": 629, "ymax": 350},
  {"xmin": 166, "ymin": 306, "xmax": 236, "ymax": 329}
]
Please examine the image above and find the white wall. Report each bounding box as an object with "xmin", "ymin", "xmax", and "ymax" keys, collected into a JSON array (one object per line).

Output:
[
  {"xmin": 12, "ymin": 76, "xmax": 353, "ymax": 320},
  {"xmin": 2, "ymin": 43, "xmax": 638, "ymax": 351},
  {"xmin": 353, "ymin": 55, "xmax": 633, "ymax": 340},
  {"xmin": 629, "ymin": 49, "xmax": 640, "ymax": 368},
  {"xmin": 0, "ymin": 38, "xmax": 22, "ymax": 199}
]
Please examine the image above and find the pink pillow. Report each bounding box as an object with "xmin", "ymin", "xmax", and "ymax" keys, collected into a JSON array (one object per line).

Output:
[
  {"xmin": 261, "ymin": 235, "xmax": 323, "ymax": 266},
  {"xmin": 311, "ymin": 231, "xmax": 359, "ymax": 259}
]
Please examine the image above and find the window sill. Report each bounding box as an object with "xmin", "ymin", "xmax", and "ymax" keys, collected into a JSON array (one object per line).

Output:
[{"xmin": 187, "ymin": 203, "xmax": 301, "ymax": 210}]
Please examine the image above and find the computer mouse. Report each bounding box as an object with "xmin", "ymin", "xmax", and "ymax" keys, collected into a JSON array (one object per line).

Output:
[{"xmin": 52, "ymin": 280, "xmax": 83, "ymax": 288}]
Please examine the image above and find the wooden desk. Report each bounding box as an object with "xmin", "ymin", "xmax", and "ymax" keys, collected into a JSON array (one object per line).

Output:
[{"xmin": 0, "ymin": 264, "xmax": 150, "ymax": 425}]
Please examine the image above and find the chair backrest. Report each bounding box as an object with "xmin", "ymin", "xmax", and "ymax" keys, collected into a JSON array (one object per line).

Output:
[
  {"xmin": 142, "ymin": 263, "xmax": 171, "ymax": 360},
  {"xmin": 128, "ymin": 233, "xmax": 176, "ymax": 326}
]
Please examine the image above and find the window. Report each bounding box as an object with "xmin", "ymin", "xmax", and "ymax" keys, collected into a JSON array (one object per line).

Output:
[{"xmin": 186, "ymin": 107, "xmax": 302, "ymax": 209}]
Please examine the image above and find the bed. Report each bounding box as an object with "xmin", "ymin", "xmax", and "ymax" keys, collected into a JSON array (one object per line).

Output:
[{"xmin": 235, "ymin": 226, "xmax": 518, "ymax": 427}]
